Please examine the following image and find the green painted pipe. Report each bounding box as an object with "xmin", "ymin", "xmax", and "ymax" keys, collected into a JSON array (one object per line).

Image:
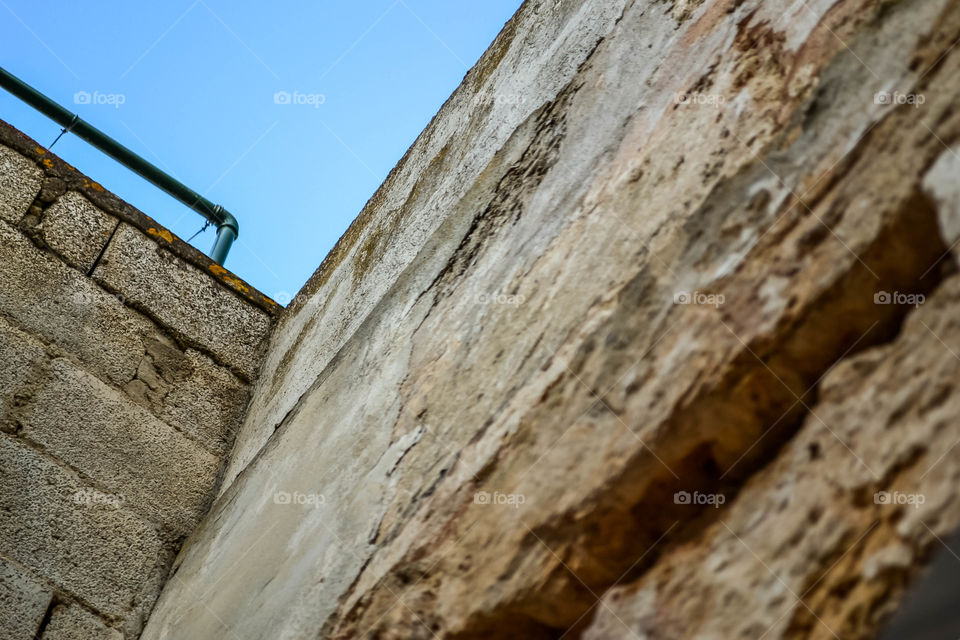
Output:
[{"xmin": 0, "ymin": 66, "xmax": 238, "ymax": 265}]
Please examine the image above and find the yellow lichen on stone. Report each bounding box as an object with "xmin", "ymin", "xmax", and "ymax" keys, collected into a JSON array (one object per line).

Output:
[
  {"xmin": 207, "ymin": 264, "xmax": 259, "ymax": 297},
  {"xmin": 223, "ymin": 274, "xmax": 249, "ymax": 293},
  {"xmin": 148, "ymin": 228, "xmax": 174, "ymax": 244}
]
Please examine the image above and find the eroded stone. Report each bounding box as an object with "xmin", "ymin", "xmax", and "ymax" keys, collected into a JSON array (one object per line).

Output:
[
  {"xmin": 0, "ymin": 434, "xmax": 164, "ymax": 621},
  {"xmin": 42, "ymin": 604, "xmax": 123, "ymax": 640},
  {"xmin": 92, "ymin": 224, "xmax": 271, "ymax": 379},
  {"xmin": 40, "ymin": 191, "xmax": 118, "ymax": 272},
  {"xmin": 0, "ymin": 144, "xmax": 42, "ymax": 226},
  {"xmin": 21, "ymin": 359, "xmax": 221, "ymax": 534},
  {"xmin": 0, "ymin": 558, "xmax": 51, "ymax": 640}
]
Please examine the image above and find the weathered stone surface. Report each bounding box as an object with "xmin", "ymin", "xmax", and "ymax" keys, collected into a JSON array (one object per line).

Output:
[
  {"xmin": 0, "ymin": 143, "xmax": 42, "ymax": 225},
  {"xmin": 40, "ymin": 191, "xmax": 118, "ymax": 272},
  {"xmin": 93, "ymin": 224, "xmax": 271, "ymax": 379},
  {"xmin": 0, "ymin": 314, "xmax": 47, "ymax": 434},
  {"xmin": 123, "ymin": 337, "xmax": 248, "ymax": 456},
  {"xmin": 0, "ymin": 118, "xmax": 279, "ymax": 317},
  {"xmin": 0, "ymin": 557, "xmax": 51, "ymax": 640},
  {"xmin": 0, "ymin": 121, "xmax": 270, "ymax": 639},
  {"xmin": 0, "ymin": 219, "xmax": 153, "ymax": 387},
  {"xmin": 922, "ymin": 147, "xmax": 960, "ymax": 258},
  {"xmin": 21, "ymin": 359, "xmax": 221, "ymax": 534},
  {"xmin": 142, "ymin": 0, "xmax": 960, "ymax": 638},
  {"xmin": 0, "ymin": 434, "xmax": 164, "ymax": 623},
  {"xmin": 0, "ymin": 218, "xmax": 251, "ymax": 448},
  {"xmin": 582, "ymin": 274, "xmax": 960, "ymax": 639},
  {"xmin": 42, "ymin": 604, "xmax": 123, "ymax": 640},
  {"xmin": 219, "ymin": 0, "xmax": 633, "ymax": 491},
  {"xmin": 159, "ymin": 348, "xmax": 248, "ymax": 455}
]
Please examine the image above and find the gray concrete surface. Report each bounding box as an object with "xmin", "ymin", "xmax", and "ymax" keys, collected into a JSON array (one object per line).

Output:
[
  {"xmin": 39, "ymin": 191, "xmax": 118, "ymax": 272},
  {"xmin": 143, "ymin": 0, "xmax": 960, "ymax": 637},
  {"xmin": 0, "ymin": 434, "xmax": 165, "ymax": 620},
  {"xmin": 93, "ymin": 223, "xmax": 271, "ymax": 380},
  {"xmin": 42, "ymin": 604, "xmax": 124, "ymax": 640},
  {"xmin": 0, "ymin": 128, "xmax": 273, "ymax": 637},
  {"xmin": 218, "ymin": 0, "xmax": 632, "ymax": 492},
  {"xmin": 0, "ymin": 144, "xmax": 42, "ymax": 225},
  {"xmin": 0, "ymin": 558, "xmax": 51, "ymax": 639},
  {"xmin": 21, "ymin": 359, "xmax": 221, "ymax": 535}
]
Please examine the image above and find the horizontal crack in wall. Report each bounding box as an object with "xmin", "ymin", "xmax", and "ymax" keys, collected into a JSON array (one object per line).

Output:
[{"xmin": 444, "ymin": 186, "xmax": 951, "ymax": 640}]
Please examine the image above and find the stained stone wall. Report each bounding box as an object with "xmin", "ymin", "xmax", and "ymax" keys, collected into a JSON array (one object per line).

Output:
[
  {"xmin": 0, "ymin": 0, "xmax": 943, "ymax": 637},
  {"xmin": 0, "ymin": 121, "xmax": 275, "ymax": 639},
  {"xmin": 141, "ymin": 0, "xmax": 960, "ymax": 638}
]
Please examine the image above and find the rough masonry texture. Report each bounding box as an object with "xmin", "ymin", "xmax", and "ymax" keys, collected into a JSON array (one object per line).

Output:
[
  {"xmin": 139, "ymin": 0, "xmax": 960, "ymax": 638},
  {"xmin": 5, "ymin": 0, "xmax": 960, "ymax": 637},
  {"xmin": 0, "ymin": 121, "xmax": 275, "ymax": 639}
]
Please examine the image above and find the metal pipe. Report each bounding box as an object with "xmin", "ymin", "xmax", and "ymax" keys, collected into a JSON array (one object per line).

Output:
[
  {"xmin": 0, "ymin": 66, "xmax": 238, "ymax": 265},
  {"xmin": 209, "ymin": 206, "xmax": 238, "ymax": 265}
]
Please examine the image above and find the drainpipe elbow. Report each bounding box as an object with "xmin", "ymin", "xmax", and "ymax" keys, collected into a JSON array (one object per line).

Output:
[{"xmin": 210, "ymin": 206, "xmax": 239, "ymax": 266}]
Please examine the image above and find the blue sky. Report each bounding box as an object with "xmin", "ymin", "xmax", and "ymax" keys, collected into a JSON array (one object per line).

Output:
[{"xmin": 0, "ymin": 0, "xmax": 522, "ymax": 302}]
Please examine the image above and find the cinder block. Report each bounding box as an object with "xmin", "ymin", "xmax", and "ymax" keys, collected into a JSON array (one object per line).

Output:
[
  {"xmin": 0, "ymin": 434, "xmax": 164, "ymax": 619},
  {"xmin": 92, "ymin": 224, "xmax": 271, "ymax": 379},
  {"xmin": 163, "ymin": 349, "xmax": 248, "ymax": 455},
  {"xmin": 22, "ymin": 359, "xmax": 221, "ymax": 534},
  {"xmin": 0, "ymin": 315, "xmax": 47, "ymax": 433},
  {"xmin": 0, "ymin": 220, "xmax": 154, "ymax": 387},
  {"xmin": 41, "ymin": 604, "xmax": 122, "ymax": 640},
  {"xmin": 0, "ymin": 144, "xmax": 42, "ymax": 225},
  {"xmin": 124, "ymin": 338, "xmax": 247, "ymax": 456},
  {"xmin": 0, "ymin": 557, "xmax": 52, "ymax": 640},
  {"xmin": 40, "ymin": 191, "xmax": 118, "ymax": 272}
]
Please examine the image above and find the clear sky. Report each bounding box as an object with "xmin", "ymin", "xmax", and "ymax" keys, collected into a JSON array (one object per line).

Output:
[{"xmin": 0, "ymin": 0, "xmax": 523, "ymax": 303}]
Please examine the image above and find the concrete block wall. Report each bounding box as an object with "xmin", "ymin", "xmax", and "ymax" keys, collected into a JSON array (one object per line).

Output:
[{"xmin": 0, "ymin": 119, "xmax": 276, "ymax": 639}]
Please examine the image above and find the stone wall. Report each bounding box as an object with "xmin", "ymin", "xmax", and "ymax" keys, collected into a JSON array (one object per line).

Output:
[
  {"xmin": 0, "ymin": 121, "xmax": 275, "ymax": 639},
  {"xmin": 150, "ymin": 0, "xmax": 960, "ymax": 637}
]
